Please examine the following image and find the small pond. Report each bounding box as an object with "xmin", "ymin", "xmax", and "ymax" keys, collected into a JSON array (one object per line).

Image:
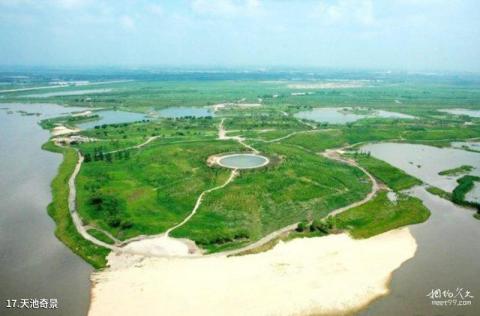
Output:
[
  {"xmin": 76, "ymin": 110, "xmax": 149, "ymax": 129},
  {"xmin": 294, "ymin": 107, "xmax": 414, "ymax": 124},
  {"xmin": 157, "ymin": 107, "xmax": 214, "ymax": 118},
  {"xmin": 217, "ymin": 154, "xmax": 269, "ymax": 169}
]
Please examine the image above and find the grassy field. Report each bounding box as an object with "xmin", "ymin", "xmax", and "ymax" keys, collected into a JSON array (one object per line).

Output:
[
  {"xmin": 352, "ymin": 153, "xmax": 423, "ymax": 191},
  {"xmin": 426, "ymin": 186, "xmax": 452, "ymax": 201},
  {"xmin": 172, "ymin": 142, "xmax": 371, "ymax": 252},
  {"xmin": 75, "ymin": 122, "xmax": 371, "ymax": 250},
  {"xmin": 335, "ymin": 191, "xmax": 430, "ymax": 238},
  {"xmin": 76, "ymin": 138, "xmax": 243, "ymax": 240}
]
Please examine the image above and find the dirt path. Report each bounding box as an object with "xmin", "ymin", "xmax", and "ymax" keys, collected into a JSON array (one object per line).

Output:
[
  {"xmin": 216, "ymin": 223, "xmax": 299, "ymax": 257},
  {"xmin": 165, "ymin": 169, "xmax": 239, "ymax": 236},
  {"xmin": 218, "ymin": 118, "xmax": 259, "ymax": 153},
  {"xmin": 65, "ymin": 136, "xmax": 163, "ymax": 250},
  {"xmin": 84, "ymin": 225, "xmax": 122, "ymax": 245},
  {"xmin": 68, "ymin": 152, "xmax": 118, "ymax": 250},
  {"xmin": 320, "ymin": 148, "xmax": 380, "ymax": 216},
  {"xmin": 107, "ymin": 135, "xmax": 160, "ymax": 154},
  {"xmin": 252, "ymin": 128, "xmax": 332, "ymax": 144}
]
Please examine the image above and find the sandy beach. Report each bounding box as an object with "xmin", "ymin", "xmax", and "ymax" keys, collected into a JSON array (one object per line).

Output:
[
  {"xmin": 51, "ymin": 125, "xmax": 80, "ymax": 136},
  {"xmin": 89, "ymin": 228, "xmax": 416, "ymax": 316}
]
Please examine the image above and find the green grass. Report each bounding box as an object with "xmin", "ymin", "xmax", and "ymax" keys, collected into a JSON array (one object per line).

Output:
[
  {"xmin": 452, "ymin": 175, "xmax": 480, "ymax": 208},
  {"xmin": 172, "ymin": 142, "xmax": 371, "ymax": 251},
  {"xmin": 42, "ymin": 141, "xmax": 110, "ymax": 269},
  {"xmin": 353, "ymin": 154, "xmax": 422, "ymax": 191},
  {"xmin": 40, "ymin": 114, "xmax": 100, "ymax": 129},
  {"xmin": 76, "ymin": 138, "xmax": 245, "ymax": 240},
  {"xmin": 438, "ymin": 165, "xmax": 474, "ymax": 176},
  {"xmin": 426, "ymin": 186, "xmax": 452, "ymax": 200},
  {"xmin": 335, "ymin": 191, "xmax": 430, "ymax": 238}
]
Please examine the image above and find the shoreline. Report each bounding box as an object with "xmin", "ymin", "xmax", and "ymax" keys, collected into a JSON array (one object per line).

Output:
[{"xmin": 88, "ymin": 227, "xmax": 417, "ymax": 316}]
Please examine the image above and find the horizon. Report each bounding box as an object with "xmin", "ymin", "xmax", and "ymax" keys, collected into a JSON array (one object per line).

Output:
[{"xmin": 1, "ymin": 0, "xmax": 479, "ymax": 72}]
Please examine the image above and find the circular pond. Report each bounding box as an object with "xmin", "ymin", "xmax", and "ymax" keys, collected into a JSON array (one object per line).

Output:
[{"xmin": 217, "ymin": 154, "xmax": 269, "ymax": 169}]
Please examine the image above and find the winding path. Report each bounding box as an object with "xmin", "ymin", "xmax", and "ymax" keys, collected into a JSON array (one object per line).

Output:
[
  {"xmin": 65, "ymin": 135, "xmax": 164, "ymax": 250},
  {"xmin": 320, "ymin": 148, "xmax": 380, "ymax": 216},
  {"xmin": 218, "ymin": 118, "xmax": 259, "ymax": 153},
  {"xmin": 68, "ymin": 152, "xmax": 118, "ymax": 250},
  {"xmin": 165, "ymin": 169, "xmax": 239, "ymax": 236}
]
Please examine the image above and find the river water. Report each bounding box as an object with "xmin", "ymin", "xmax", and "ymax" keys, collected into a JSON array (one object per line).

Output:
[
  {"xmin": 0, "ymin": 104, "xmax": 92, "ymax": 316},
  {"xmin": 361, "ymin": 143, "xmax": 480, "ymax": 192},
  {"xmin": 359, "ymin": 143, "xmax": 480, "ymax": 316}
]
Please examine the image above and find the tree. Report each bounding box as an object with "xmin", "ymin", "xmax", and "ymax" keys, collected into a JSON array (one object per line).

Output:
[{"xmin": 296, "ymin": 221, "xmax": 307, "ymax": 232}]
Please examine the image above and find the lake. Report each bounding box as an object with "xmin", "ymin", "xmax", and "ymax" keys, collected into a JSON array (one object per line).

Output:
[
  {"xmin": 294, "ymin": 107, "xmax": 415, "ymax": 124},
  {"xmin": 0, "ymin": 103, "xmax": 92, "ymax": 316},
  {"xmin": 157, "ymin": 107, "xmax": 215, "ymax": 118},
  {"xmin": 76, "ymin": 107, "xmax": 214, "ymax": 130},
  {"xmin": 76, "ymin": 110, "xmax": 149, "ymax": 129}
]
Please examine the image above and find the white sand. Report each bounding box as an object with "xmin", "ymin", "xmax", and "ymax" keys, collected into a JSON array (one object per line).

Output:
[
  {"xmin": 89, "ymin": 228, "xmax": 416, "ymax": 316},
  {"xmin": 51, "ymin": 125, "xmax": 79, "ymax": 136},
  {"xmin": 121, "ymin": 235, "xmax": 201, "ymax": 257}
]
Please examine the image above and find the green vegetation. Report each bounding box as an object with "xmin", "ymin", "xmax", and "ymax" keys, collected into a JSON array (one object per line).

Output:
[
  {"xmin": 291, "ymin": 217, "xmax": 336, "ymax": 237},
  {"xmin": 452, "ymin": 175, "xmax": 480, "ymax": 209},
  {"xmin": 74, "ymin": 117, "xmax": 371, "ymax": 251},
  {"xmin": 335, "ymin": 191, "xmax": 430, "ymax": 238},
  {"xmin": 438, "ymin": 165, "xmax": 474, "ymax": 176},
  {"xmin": 76, "ymin": 137, "xmax": 243, "ymax": 240},
  {"xmin": 42, "ymin": 141, "xmax": 110, "ymax": 269},
  {"xmin": 40, "ymin": 114, "xmax": 100, "ymax": 129},
  {"xmin": 427, "ymin": 181, "xmax": 480, "ymax": 220},
  {"xmin": 352, "ymin": 153, "xmax": 422, "ymax": 191},
  {"xmin": 426, "ymin": 186, "xmax": 452, "ymax": 200},
  {"xmin": 172, "ymin": 141, "xmax": 370, "ymax": 252}
]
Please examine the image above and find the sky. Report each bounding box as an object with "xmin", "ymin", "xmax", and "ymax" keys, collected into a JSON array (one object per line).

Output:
[{"xmin": 0, "ymin": 0, "xmax": 479, "ymax": 72}]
